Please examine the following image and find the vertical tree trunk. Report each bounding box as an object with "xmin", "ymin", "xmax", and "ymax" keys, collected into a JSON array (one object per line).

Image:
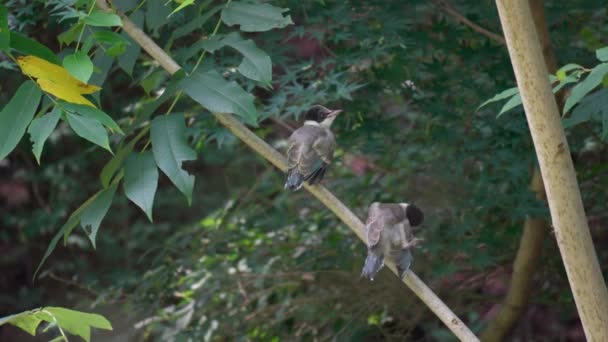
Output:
[
  {"xmin": 480, "ymin": 1, "xmax": 555, "ymax": 340},
  {"xmin": 495, "ymin": 0, "xmax": 608, "ymax": 340}
]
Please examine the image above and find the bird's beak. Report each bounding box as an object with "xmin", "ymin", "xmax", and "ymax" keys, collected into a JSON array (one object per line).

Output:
[{"xmin": 328, "ymin": 109, "xmax": 343, "ymax": 118}]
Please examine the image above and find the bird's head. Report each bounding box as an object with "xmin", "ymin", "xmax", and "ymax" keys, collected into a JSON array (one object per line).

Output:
[
  {"xmin": 400, "ymin": 203, "xmax": 424, "ymax": 227},
  {"xmin": 305, "ymin": 105, "xmax": 343, "ymax": 128}
]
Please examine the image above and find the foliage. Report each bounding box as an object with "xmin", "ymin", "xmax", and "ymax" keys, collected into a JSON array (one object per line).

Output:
[
  {"xmin": 1, "ymin": 0, "xmax": 608, "ymax": 340},
  {"xmin": 0, "ymin": 306, "xmax": 112, "ymax": 341}
]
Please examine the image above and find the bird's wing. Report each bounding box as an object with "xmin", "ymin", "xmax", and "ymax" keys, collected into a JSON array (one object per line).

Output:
[
  {"xmin": 365, "ymin": 206, "xmax": 384, "ymax": 248},
  {"xmin": 286, "ymin": 136, "xmax": 300, "ymax": 170},
  {"xmin": 287, "ymin": 127, "xmax": 327, "ymax": 177},
  {"xmin": 312, "ymin": 129, "xmax": 335, "ymax": 164}
]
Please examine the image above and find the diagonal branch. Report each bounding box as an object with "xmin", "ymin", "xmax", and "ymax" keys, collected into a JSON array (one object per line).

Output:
[
  {"xmin": 95, "ymin": 1, "xmax": 479, "ymax": 340},
  {"xmin": 432, "ymin": 0, "xmax": 506, "ymax": 45}
]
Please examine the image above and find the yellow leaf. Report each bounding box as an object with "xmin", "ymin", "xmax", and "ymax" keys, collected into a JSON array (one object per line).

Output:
[{"xmin": 17, "ymin": 55, "xmax": 101, "ymax": 107}]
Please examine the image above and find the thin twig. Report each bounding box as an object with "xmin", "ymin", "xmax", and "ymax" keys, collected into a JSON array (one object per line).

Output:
[
  {"xmin": 95, "ymin": 1, "xmax": 479, "ymax": 340},
  {"xmin": 432, "ymin": 0, "xmax": 506, "ymax": 45}
]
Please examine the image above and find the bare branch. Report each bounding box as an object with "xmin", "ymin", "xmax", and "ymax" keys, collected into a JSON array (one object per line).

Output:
[
  {"xmin": 433, "ymin": 0, "xmax": 506, "ymax": 45},
  {"xmin": 95, "ymin": 1, "xmax": 479, "ymax": 340}
]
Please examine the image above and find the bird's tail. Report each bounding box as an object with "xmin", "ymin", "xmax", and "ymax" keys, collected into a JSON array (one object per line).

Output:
[
  {"xmin": 284, "ymin": 169, "xmax": 304, "ymax": 191},
  {"xmin": 361, "ymin": 251, "xmax": 384, "ymax": 281}
]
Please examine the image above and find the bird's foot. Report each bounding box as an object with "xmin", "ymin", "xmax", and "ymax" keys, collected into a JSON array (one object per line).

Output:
[{"xmin": 401, "ymin": 237, "xmax": 423, "ymax": 249}]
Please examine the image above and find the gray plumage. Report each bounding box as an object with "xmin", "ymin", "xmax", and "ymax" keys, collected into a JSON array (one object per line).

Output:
[
  {"xmin": 361, "ymin": 202, "xmax": 424, "ymax": 280},
  {"xmin": 284, "ymin": 105, "xmax": 341, "ymax": 191}
]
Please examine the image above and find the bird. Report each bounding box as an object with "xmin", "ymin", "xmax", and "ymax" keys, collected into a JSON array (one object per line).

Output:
[
  {"xmin": 284, "ymin": 105, "xmax": 343, "ymax": 191},
  {"xmin": 361, "ymin": 202, "xmax": 424, "ymax": 281}
]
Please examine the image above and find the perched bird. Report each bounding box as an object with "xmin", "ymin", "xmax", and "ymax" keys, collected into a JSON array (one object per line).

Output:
[
  {"xmin": 361, "ymin": 202, "xmax": 424, "ymax": 280},
  {"xmin": 284, "ymin": 105, "xmax": 343, "ymax": 191}
]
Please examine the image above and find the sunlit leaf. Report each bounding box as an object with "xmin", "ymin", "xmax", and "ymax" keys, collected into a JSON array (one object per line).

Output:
[
  {"xmin": 17, "ymin": 55, "xmax": 101, "ymax": 107},
  {"xmin": 28, "ymin": 107, "xmax": 61, "ymax": 164},
  {"xmin": 221, "ymin": 1, "xmax": 293, "ymax": 32},
  {"xmin": 169, "ymin": 0, "xmax": 195, "ymax": 17},
  {"xmin": 124, "ymin": 151, "xmax": 158, "ymax": 221},
  {"xmin": 0, "ymin": 307, "xmax": 112, "ymax": 342},
  {"xmin": 151, "ymin": 114, "xmax": 196, "ymax": 205},
  {"xmin": 0, "ymin": 80, "xmax": 42, "ymax": 160}
]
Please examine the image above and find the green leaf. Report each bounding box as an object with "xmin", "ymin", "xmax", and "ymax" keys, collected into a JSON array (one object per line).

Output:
[
  {"xmin": 63, "ymin": 52, "xmax": 94, "ymax": 83},
  {"xmin": 83, "ymin": 10, "xmax": 123, "ymax": 27},
  {"xmin": 9, "ymin": 32, "xmax": 60, "ymax": 64},
  {"xmin": 146, "ymin": 0, "xmax": 171, "ymax": 32},
  {"xmin": 61, "ymin": 102, "xmax": 124, "ymax": 134},
  {"xmin": 0, "ymin": 5, "xmax": 9, "ymax": 49},
  {"xmin": 223, "ymin": 33, "xmax": 272, "ymax": 84},
  {"xmin": 58, "ymin": 22, "xmax": 84, "ymax": 47},
  {"xmin": 174, "ymin": 4, "xmax": 222, "ymax": 39},
  {"xmin": 169, "ymin": 0, "xmax": 195, "ymax": 17},
  {"xmin": 221, "ymin": 1, "xmax": 293, "ymax": 32},
  {"xmin": 0, "ymin": 310, "xmax": 42, "ymax": 336},
  {"xmin": 596, "ymin": 47, "xmax": 608, "ymax": 62},
  {"xmin": 65, "ymin": 113, "xmax": 112, "ymax": 153},
  {"xmin": 124, "ymin": 151, "xmax": 158, "ymax": 221},
  {"xmin": 118, "ymin": 11, "xmax": 143, "ymax": 76},
  {"xmin": 38, "ymin": 307, "xmax": 112, "ymax": 342},
  {"xmin": 180, "ymin": 70, "xmax": 257, "ymax": 125},
  {"xmin": 497, "ymin": 93, "xmax": 522, "ymax": 117},
  {"xmin": 100, "ymin": 133, "xmax": 143, "ymax": 188},
  {"xmin": 93, "ymin": 30, "xmax": 129, "ymax": 57},
  {"xmin": 28, "ymin": 107, "xmax": 61, "ymax": 164},
  {"xmin": 556, "ymin": 63, "xmax": 583, "ymax": 80},
  {"xmin": 477, "ymin": 86, "xmax": 519, "ymax": 111},
  {"xmin": 35, "ymin": 191, "xmax": 101, "ymax": 278},
  {"xmin": 563, "ymin": 63, "xmax": 608, "ymax": 114},
  {"xmin": 0, "ymin": 80, "xmax": 42, "ymax": 160},
  {"xmin": 80, "ymin": 183, "xmax": 117, "ymax": 248},
  {"xmin": 563, "ymin": 88, "xmax": 608, "ymax": 129},
  {"xmin": 151, "ymin": 114, "xmax": 196, "ymax": 205}
]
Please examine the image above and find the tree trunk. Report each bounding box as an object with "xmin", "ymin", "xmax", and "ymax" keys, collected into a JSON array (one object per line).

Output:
[
  {"xmin": 480, "ymin": 1, "xmax": 556, "ymax": 340},
  {"xmin": 495, "ymin": 0, "xmax": 608, "ymax": 340}
]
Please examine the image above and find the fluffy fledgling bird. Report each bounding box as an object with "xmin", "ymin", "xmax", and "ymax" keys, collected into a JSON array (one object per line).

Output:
[
  {"xmin": 284, "ymin": 105, "xmax": 343, "ymax": 191},
  {"xmin": 361, "ymin": 202, "xmax": 424, "ymax": 280}
]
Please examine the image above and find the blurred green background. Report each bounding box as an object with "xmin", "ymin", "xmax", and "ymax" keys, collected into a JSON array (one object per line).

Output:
[{"xmin": 1, "ymin": 0, "xmax": 608, "ymax": 340}]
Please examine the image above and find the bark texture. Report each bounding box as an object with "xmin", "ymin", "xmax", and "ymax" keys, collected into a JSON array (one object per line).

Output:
[{"xmin": 495, "ymin": 0, "xmax": 608, "ymax": 340}]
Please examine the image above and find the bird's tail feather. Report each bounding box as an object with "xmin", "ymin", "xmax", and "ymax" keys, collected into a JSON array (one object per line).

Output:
[
  {"xmin": 304, "ymin": 162, "xmax": 328, "ymax": 185},
  {"xmin": 285, "ymin": 169, "xmax": 304, "ymax": 191},
  {"xmin": 361, "ymin": 251, "xmax": 384, "ymax": 281}
]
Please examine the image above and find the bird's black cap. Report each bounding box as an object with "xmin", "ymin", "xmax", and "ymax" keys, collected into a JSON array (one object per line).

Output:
[
  {"xmin": 305, "ymin": 105, "xmax": 333, "ymax": 123},
  {"xmin": 406, "ymin": 204, "xmax": 424, "ymax": 227}
]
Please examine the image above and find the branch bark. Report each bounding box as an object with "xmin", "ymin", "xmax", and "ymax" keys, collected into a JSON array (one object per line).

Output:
[
  {"xmin": 95, "ymin": 0, "xmax": 479, "ymax": 340},
  {"xmin": 480, "ymin": 1, "xmax": 555, "ymax": 339},
  {"xmin": 495, "ymin": 0, "xmax": 608, "ymax": 340},
  {"xmin": 433, "ymin": 0, "xmax": 506, "ymax": 45}
]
